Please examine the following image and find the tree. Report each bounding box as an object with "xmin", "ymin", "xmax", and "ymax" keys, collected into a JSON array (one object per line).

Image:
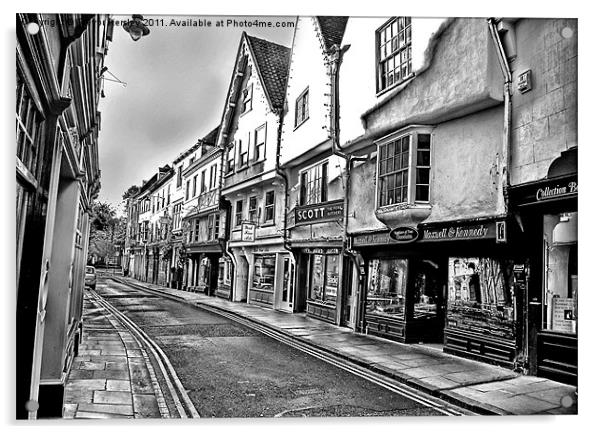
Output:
[
  {"xmin": 122, "ymin": 184, "xmax": 140, "ymax": 200},
  {"xmin": 88, "ymin": 201, "xmax": 125, "ymax": 265}
]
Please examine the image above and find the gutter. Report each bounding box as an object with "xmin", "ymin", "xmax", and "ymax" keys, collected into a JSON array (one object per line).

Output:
[{"xmin": 487, "ymin": 18, "xmax": 513, "ymax": 212}]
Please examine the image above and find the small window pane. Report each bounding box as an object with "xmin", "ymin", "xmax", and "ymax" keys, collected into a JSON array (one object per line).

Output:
[
  {"xmin": 417, "ymin": 150, "xmax": 430, "ymax": 166},
  {"xmin": 416, "ymin": 168, "xmax": 430, "ymax": 184},
  {"xmin": 401, "ymin": 136, "xmax": 409, "ymax": 152},
  {"xmin": 417, "ymin": 134, "xmax": 431, "ymax": 150},
  {"xmin": 415, "ymin": 185, "xmax": 429, "ymax": 202}
]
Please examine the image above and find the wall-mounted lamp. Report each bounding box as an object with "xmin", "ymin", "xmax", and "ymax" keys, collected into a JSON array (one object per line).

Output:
[
  {"xmin": 123, "ymin": 14, "xmax": 150, "ymax": 42},
  {"xmin": 99, "ymin": 66, "xmax": 127, "ymax": 87}
]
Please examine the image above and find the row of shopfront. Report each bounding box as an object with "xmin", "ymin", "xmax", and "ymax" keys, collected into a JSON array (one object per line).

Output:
[{"xmin": 169, "ymin": 164, "xmax": 576, "ymax": 386}]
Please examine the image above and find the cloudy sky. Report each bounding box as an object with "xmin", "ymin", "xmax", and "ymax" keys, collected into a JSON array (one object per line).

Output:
[{"xmin": 97, "ymin": 15, "xmax": 296, "ymax": 212}]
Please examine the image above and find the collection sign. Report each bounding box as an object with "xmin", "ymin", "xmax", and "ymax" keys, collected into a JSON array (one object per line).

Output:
[
  {"xmin": 389, "ymin": 226, "xmax": 419, "ymax": 243},
  {"xmin": 241, "ymin": 222, "xmax": 256, "ymax": 242},
  {"xmin": 510, "ymin": 174, "xmax": 577, "ymax": 206},
  {"xmin": 293, "ymin": 200, "xmax": 344, "ymax": 227}
]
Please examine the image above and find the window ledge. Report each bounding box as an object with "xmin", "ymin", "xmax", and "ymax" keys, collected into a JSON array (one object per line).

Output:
[
  {"xmin": 293, "ymin": 116, "xmax": 309, "ymax": 131},
  {"xmin": 260, "ymin": 221, "xmax": 275, "ymax": 228},
  {"xmin": 236, "ymin": 164, "xmax": 249, "ymax": 172},
  {"xmin": 376, "ymin": 73, "xmax": 416, "ymax": 98},
  {"xmin": 252, "ymin": 158, "xmax": 266, "ymax": 165},
  {"xmin": 374, "ymin": 202, "xmax": 432, "ymax": 228}
]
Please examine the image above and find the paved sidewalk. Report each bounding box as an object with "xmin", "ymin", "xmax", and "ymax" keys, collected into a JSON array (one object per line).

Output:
[
  {"xmin": 63, "ymin": 290, "xmax": 167, "ymax": 419},
  {"xmin": 112, "ymin": 274, "xmax": 578, "ymax": 416}
]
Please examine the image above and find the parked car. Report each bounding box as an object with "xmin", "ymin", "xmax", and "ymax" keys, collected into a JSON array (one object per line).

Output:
[{"xmin": 85, "ymin": 266, "xmax": 96, "ymax": 290}]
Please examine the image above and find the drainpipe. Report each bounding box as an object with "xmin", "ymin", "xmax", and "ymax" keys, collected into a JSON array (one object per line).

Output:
[
  {"xmin": 329, "ymin": 43, "xmax": 370, "ymax": 328},
  {"xmin": 488, "ymin": 18, "xmax": 512, "ymax": 212},
  {"xmin": 274, "ymin": 111, "xmax": 292, "ymax": 253}
]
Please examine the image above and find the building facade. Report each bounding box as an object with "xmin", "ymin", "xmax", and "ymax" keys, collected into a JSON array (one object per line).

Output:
[
  {"xmin": 505, "ymin": 19, "xmax": 578, "ymax": 385},
  {"xmin": 117, "ymin": 17, "xmax": 577, "ymax": 386},
  {"xmin": 279, "ymin": 17, "xmax": 351, "ymax": 325},
  {"xmin": 16, "ymin": 14, "xmax": 112, "ymax": 418},
  {"xmin": 217, "ymin": 33, "xmax": 292, "ymax": 310},
  {"xmin": 180, "ymin": 128, "xmax": 229, "ymax": 297}
]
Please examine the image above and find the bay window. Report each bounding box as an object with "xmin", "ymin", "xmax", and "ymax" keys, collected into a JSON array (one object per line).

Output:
[{"xmin": 377, "ymin": 129, "xmax": 431, "ymax": 207}]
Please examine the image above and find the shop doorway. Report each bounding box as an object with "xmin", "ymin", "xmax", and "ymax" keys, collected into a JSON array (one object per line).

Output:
[
  {"xmin": 342, "ymin": 257, "xmax": 356, "ymax": 328},
  {"xmin": 275, "ymin": 255, "xmax": 294, "ymax": 311},
  {"xmin": 408, "ymin": 258, "xmax": 447, "ymax": 344}
]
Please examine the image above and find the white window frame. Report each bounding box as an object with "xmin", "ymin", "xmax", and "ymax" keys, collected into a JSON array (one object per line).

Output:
[
  {"xmin": 376, "ymin": 17, "xmax": 412, "ymax": 94},
  {"xmin": 374, "ymin": 125, "xmax": 433, "ymax": 209}
]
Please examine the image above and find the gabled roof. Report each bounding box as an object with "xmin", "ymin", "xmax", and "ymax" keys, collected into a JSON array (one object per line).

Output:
[
  {"xmin": 201, "ymin": 125, "xmax": 220, "ymax": 146},
  {"xmin": 245, "ymin": 34, "xmax": 291, "ymax": 110},
  {"xmin": 315, "ymin": 16, "xmax": 349, "ymax": 50},
  {"xmin": 217, "ymin": 33, "xmax": 291, "ymax": 147}
]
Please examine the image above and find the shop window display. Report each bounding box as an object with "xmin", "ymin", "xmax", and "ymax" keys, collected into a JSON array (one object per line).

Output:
[
  {"xmin": 218, "ymin": 257, "xmax": 232, "ymax": 287},
  {"xmin": 308, "ymin": 254, "xmax": 339, "ymax": 305},
  {"xmin": 447, "ymin": 257, "xmax": 515, "ymax": 340},
  {"xmin": 543, "ymin": 212, "xmax": 577, "ymax": 334},
  {"xmin": 252, "ymin": 255, "xmax": 276, "ymax": 292},
  {"xmin": 366, "ymin": 258, "xmax": 408, "ymax": 319}
]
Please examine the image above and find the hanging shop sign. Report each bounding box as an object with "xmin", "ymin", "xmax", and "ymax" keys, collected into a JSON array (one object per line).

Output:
[
  {"xmin": 241, "ymin": 222, "xmax": 256, "ymax": 242},
  {"xmin": 389, "ymin": 226, "xmax": 420, "ymax": 243},
  {"xmin": 293, "ymin": 200, "xmax": 344, "ymax": 227}
]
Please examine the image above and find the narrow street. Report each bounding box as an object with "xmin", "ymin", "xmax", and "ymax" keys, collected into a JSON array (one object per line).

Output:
[{"xmin": 88, "ymin": 274, "xmax": 461, "ymax": 418}]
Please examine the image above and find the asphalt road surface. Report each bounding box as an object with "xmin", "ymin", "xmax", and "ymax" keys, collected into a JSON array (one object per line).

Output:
[{"xmin": 95, "ymin": 276, "xmax": 446, "ymax": 418}]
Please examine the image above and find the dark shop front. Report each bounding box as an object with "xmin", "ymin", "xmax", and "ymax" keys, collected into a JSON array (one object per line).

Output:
[
  {"xmin": 508, "ymin": 147, "xmax": 578, "ymax": 385},
  {"xmin": 352, "ymin": 217, "xmax": 528, "ymax": 370},
  {"xmin": 289, "ymin": 199, "xmax": 349, "ymax": 325}
]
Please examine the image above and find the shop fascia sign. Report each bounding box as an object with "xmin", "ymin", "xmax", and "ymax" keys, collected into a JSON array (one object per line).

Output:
[
  {"xmin": 293, "ymin": 200, "xmax": 344, "ymax": 227},
  {"xmin": 300, "ymin": 247, "xmax": 340, "ymax": 255},
  {"xmin": 241, "ymin": 222, "xmax": 256, "ymax": 242},
  {"xmin": 422, "ymin": 221, "xmax": 496, "ymax": 242},
  {"xmin": 353, "ymin": 220, "xmax": 504, "ymax": 247},
  {"xmin": 511, "ymin": 174, "xmax": 577, "ymax": 206}
]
